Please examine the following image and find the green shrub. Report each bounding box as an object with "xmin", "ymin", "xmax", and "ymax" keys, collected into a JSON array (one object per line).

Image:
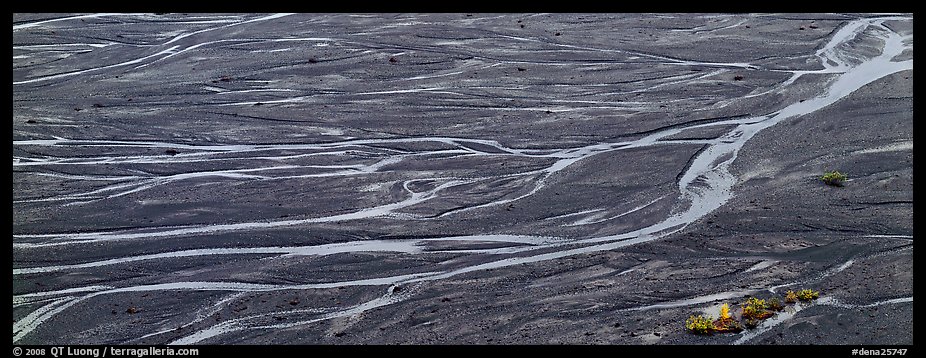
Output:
[
  {"xmin": 796, "ymin": 289, "xmax": 820, "ymax": 301},
  {"xmin": 821, "ymin": 171, "xmax": 847, "ymax": 186},
  {"xmin": 742, "ymin": 297, "xmax": 773, "ymax": 320},
  {"xmin": 686, "ymin": 315, "xmax": 714, "ymax": 335}
]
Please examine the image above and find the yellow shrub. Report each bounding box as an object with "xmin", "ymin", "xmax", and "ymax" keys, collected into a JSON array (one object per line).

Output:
[
  {"xmin": 784, "ymin": 290, "xmax": 798, "ymax": 303},
  {"xmin": 719, "ymin": 303, "xmax": 731, "ymax": 320}
]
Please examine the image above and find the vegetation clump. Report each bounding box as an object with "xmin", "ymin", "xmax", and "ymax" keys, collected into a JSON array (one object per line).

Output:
[
  {"xmin": 795, "ymin": 289, "xmax": 820, "ymax": 301},
  {"xmin": 784, "ymin": 290, "xmax": 799, "ymax": 304},
  {"xmin": 683, "ymin": 289, "xmax": 822, "ymax": 336},
  {"xmin": 712, "ymin": 303, "xmax": 743, "ymax": 333},
  {"xmin": 767, "ymin": 297, "xmax": 785, "ymax": 311},
  {"xmin": 821, "ymin": 170, "xmax": 847, "ymax": 186},
  {"xmin": 686, "ymin": 315, "xmax": 714, "ymax": 335},
  {"xmin": 741, "ymin": 297, "xmax": 773, "ymax": 320}
]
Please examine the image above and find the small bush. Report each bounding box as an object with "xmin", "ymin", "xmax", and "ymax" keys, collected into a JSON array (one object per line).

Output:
[
  {"xmin": 686, "ymin": 315, "xmax": 714, "ymax": 335},
  {"xmin": 719, "ymin": 303, "xmax": 731, "ymax": 320},
  {"xmin": 744, "ymin": 318, "xmax": 759, "ymax": 329},
  {"xmin": 784, "ymin": 290, "xmax": 798, "ymax": 304},
  {"xmin": 767, "ymin": 297, "xmax": 784, "ymax": 311},
  {"xmin": 821, "ymin": 171, "xmax": 847, "ymax": 186},
  {"xmin": 796, "ymin": 289, "xmax": 820, "ymax": 301},
  {"xmin": 710, "ymin": 303, "xmax": 743, "ymax": 333},
  {"xmin": 742, "ymin": 297, "xmax": 773, "ymax": 320}
]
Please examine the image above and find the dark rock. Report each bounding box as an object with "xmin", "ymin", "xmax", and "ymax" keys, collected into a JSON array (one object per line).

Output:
[
  {"xmin": 517, "ymin": 67, "xmax": 526, "ymax": 71},
  {"xmin": 734, "ymin": 75, "xmax": 744, "ymax": 81},
  {"xmin": 389, "ymin": 57, "xmax": 398, "ymax": 63},
  {"xmin": 26, "ymin": 119, "xmax": 36, "ymax": 124},
  {"xmin": 164, "ymin": 149, "xmax": 180, "ymax": 155},
  {"xmin": 308, "ymin": 57, "xmax": 318, "ymax": 63},
  {"xmin": 126, "ymin": 307, "xmax": 139, "ymax": 314}
]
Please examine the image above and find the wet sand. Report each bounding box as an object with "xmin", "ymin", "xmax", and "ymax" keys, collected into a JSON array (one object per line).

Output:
[{"xmin": 13, "ymin": 13, "xmax": 912, "ymax": 345}]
